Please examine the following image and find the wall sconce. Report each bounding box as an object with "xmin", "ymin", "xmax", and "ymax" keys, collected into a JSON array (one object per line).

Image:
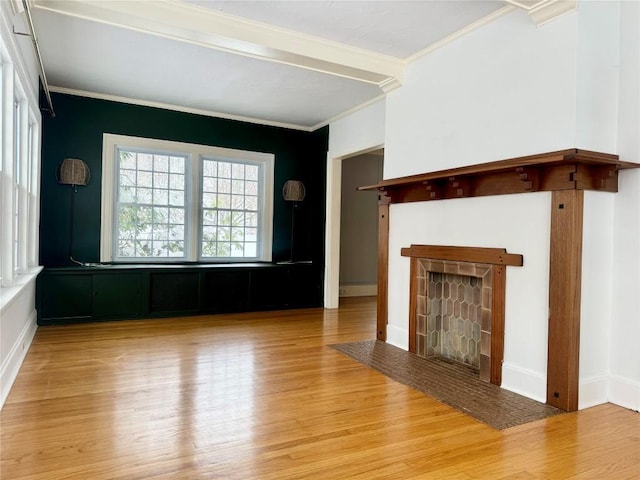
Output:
[
  {"xmin": 57, "ymin": 158, "xmax": 90, "ymax": 265},
  {"xmin": 282, "ymin": 179, "xmax": 306, "ymax": 202},
  {"xmin": 282, "ymin": 180, "xmax": 305, "ymax": 263},
  {"xmin": 58, "ymin": 157, "xmax": 90, "ymax": 190}
]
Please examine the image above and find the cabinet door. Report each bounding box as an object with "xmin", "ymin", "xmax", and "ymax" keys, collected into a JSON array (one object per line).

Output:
[
  {"xmin": 289, "ymin": 265, "xmax": 322, "ymax": 308},
  {"xmin": 202, "ymin": 270, "xmax": 250, "ymax": 313},
  {"xmin": 93, "ymin": 273, "xmax": 142, "ymax": 319},
  {"xmin": 149, "ymin": 272, "xmax": 199, "ymax": 314},
  {"xmin": 39, "ymin": 273, "xmax": 93, "ymax": 321},
  {"xmin": 250, "ymin": 267, "xmax": 290, "ymax": 309}
]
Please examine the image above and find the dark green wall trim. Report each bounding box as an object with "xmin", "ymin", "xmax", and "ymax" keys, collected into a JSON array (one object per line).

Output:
[{"xmin": 40, "ymin": 92, "xmax": 328, "ymax": 267}]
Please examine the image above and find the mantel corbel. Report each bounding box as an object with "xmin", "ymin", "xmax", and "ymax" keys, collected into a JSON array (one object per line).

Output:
[{"xmin": 362, "ymin": 149, "xmax": 639, "ymax": 205}]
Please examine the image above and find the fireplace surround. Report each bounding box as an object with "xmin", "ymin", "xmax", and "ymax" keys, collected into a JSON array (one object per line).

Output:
[{"xmin": 360, "ymin": 149, "xmax": 640, "ymax": 411}]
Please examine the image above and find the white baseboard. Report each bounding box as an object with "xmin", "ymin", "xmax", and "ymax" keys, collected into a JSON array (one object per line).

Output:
[
  {"xmin": 386, "ymin": 324, "xmax": 409, "ymax": 350},
  {"xmin": 0, "ymin": 309, "xmax": 37, "ymax": 408},
  {"xmin": 339, "ymin": 283, "xmax": 377, "ymax": 297},
  {"xmin": 501, "ymin": 362, "xmax": 547, "ymax": 403},
  {"xmin": 608, "ymin": 374, "xmax": 640, "ymax": 412},
  {"xmin": 579, "ymin": 375, "xmax": 609, "ymax": 410}
]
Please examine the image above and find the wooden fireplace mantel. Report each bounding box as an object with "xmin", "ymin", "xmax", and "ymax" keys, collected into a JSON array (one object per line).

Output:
[
  {"xmin": 359, "ymin": 148, "xmax": 639, "ymax": 203},
  {"xmin": 367, "ymin": 149, "xmax": 640, "ymax": 412}
]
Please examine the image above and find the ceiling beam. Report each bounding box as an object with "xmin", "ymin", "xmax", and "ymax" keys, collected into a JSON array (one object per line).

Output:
[{"xmin": 33, "ymin": 0, "xmax": 404, "ymax": 87}]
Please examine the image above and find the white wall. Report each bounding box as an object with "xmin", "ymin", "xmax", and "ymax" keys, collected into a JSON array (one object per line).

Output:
[
  {"xmin": 610, "ymin": 0, "xmax": 640, "ymax": 411},
  {"xmin": 328, "ymin": 100, "xmax": 385, "ymax": 159},
  {"xmin": 580, "ymin": 191, "xmax": 615, "ymax": 409},
  {"xmin": 325, "ymin": 100, "xmax": 385, "ymax": 307},
  {"xmin": 574, "ymin": 1, "xmax": 620, "ymax": 152},
  {"xmin": 385, "ymin": 9, "xmax": 577, "ymax": 178}
]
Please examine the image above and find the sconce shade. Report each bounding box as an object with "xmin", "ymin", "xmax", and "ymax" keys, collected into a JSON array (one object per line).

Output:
[
  {"xmin": 282, "ymin": 180, "xmax": 306, "ymax": 202},
  {"xmin": 58, "ymin": 158, "xmax": 90, "ymax": 186}
]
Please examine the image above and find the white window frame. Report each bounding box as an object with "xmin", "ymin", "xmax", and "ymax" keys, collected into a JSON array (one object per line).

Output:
[{"xmin": 101, "ymin": 134, "xmax": 274, "ymax": 263}]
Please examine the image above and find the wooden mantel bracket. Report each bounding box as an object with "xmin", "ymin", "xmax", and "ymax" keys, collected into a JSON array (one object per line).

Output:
[
  {"xmin": 359, "ymin": 149, "xmax": 639, "ymax": 203},
  {"xmin": 516, "ymin": 166, "xmax": 540, "ymax": 191}
]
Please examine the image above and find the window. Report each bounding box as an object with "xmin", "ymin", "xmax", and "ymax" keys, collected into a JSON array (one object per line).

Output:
[
  {"xmin": 101, "ymin": 134, "xmax": 274, "ymax": 263},
  {"xmin": 0, "ymin": 39, "xmax": 41, "ymax": 292}
]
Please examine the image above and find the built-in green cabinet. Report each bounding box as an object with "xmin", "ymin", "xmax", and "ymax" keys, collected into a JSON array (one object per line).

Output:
[{"xmin": 36, "ymin": 263, "xmax": 322, "ymax": 325}]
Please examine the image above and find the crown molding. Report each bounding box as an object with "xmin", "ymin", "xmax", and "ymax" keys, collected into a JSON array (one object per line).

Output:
[
  {"xmin": 528, "ymin": 0, "xmax": 577, "ymax": 26},
  {"xmin": 504, "ymin": 0, "xmax": 577, "ymax": 26},
  {"xmin": 48, "ymin": 86, "xmax": 316, "ymax": 132},
  {"xmin": 33, "ymin": 0, "xmax": 403, "ymax": 88}
]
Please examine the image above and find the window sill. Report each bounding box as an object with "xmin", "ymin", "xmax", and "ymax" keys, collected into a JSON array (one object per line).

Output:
[{"xmin": 0, "ymin": 267, "xmax": 44, "ymax": 313}]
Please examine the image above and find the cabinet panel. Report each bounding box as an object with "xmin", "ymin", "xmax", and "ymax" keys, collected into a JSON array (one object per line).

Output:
[
  {"xmin": 289, "ymin": 265, "xmax": 323, "ymax": 308},
  {"xmin": 250, "ymin": 267, "xmax": 290, "ymax": 309},
  {"xmin": 93, "ymin": 273, "xmax": 142, "ymax": 318},
  {"xmin": 202, "ymin": 270, "xmax": 251, "ymax": 313},
  {"xmin": 40, "ymin": 274, "xmax": 93, "ymax": 320},
  {"xmin": 149, "ymin": 272, "xmax": 199, "ymax": 313}
]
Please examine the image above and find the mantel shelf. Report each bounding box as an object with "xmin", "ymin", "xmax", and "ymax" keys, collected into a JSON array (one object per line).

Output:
[{"xmin": 359, "ymin": 149, "xmax": 640, "ymax": 204}]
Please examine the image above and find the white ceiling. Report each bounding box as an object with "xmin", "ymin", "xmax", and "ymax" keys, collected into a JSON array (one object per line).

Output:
[{"xmin": 27, "ymin": 0, "xmax": 565, "ymax": 130}]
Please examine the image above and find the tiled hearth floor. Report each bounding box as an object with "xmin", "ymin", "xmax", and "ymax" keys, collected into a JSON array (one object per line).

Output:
[{"xmin": 330, "ymin": 339, "xmax": 563, "ymax": 430}]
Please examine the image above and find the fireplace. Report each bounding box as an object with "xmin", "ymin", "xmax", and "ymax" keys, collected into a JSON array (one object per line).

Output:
[{"xmin": 402, "ymin": 245, "xmax": 523, "ymax": 386}]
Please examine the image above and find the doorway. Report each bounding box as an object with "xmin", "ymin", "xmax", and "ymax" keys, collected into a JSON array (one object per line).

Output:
[
  {"xmin": 324, "ymin": 147, "xmax": 384, "ymax": 308},
  {"xmin": 339, "ymin": 150, "xmax": 383, "ymax": 297}
]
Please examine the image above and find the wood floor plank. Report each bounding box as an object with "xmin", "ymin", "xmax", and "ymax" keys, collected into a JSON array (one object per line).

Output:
[{"xmin": 1, "ymin": 297, "xmax": 638, "ymax": 479}]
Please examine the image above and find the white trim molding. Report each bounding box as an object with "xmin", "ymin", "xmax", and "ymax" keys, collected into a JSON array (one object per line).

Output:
[
  {"xmin": 579, "ymin": 374, "xmax": 609, "ymax": 410},
  {"xmin": 608, "ymin": 374, "xmax": 640, "ymax": 412},
  {"xmin": 339, "ymin": 284, "xmax": 377, "ymax": 298},
  {"xmin": 504, "ymin": 0, "xmax": 577, "ymax": 26},
  {"xmin": 0, "ymin": 308, "xmax": 37, "ymax": 408}
]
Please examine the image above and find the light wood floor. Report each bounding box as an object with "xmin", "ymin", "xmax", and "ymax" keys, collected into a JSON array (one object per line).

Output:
[{"xmin": 1, "ymin": 297, "xmax": 638, "ymax": 479}]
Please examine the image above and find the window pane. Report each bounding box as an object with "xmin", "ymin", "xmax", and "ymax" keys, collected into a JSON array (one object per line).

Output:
[
  {"xmin": 219, "ymin": 162, "xmax": 231, "ymax": 178},
  {"xmin": 120, "ymin": 152, "xmax": 136, "ymax": 169},
  {"xmin": 218, "ymin": 194, "xmax": 230, "ymax": 209},
  {"xmin": 246, "ymin": 165, "xmax": 258, "ymax": 181},
  {"xmin": 219, "ymin": 178, "xmax": 231, "ymax": 193},
  {"xmin": 170, "ymin": 156, "xmax": 184, "ymax": 174},
  {"xmin": 154, "ymin": 155, "xmax": 169, "ymax": 172},
  {"xmin": 138, "ymin": 153, "xmax": 152, "ymax": 171},
  {"xmin": 246, "ymin": 196, "xmax": 258, "ymax": 211}
]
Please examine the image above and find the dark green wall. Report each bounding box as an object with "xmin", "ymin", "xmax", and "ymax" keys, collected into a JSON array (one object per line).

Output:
[{"xmin": 40, "ymin": 92, "xmax": 328, "ymax": 267}]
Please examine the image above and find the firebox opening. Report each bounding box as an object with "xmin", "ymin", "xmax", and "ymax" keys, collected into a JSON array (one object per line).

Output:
[
  {"xmin": 416, "ymin": 272, "xmax": 482, "ymax": 370},
  {"xmin": 412, "ymin": 257, "xmax": 494, "ymax": 382}
]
